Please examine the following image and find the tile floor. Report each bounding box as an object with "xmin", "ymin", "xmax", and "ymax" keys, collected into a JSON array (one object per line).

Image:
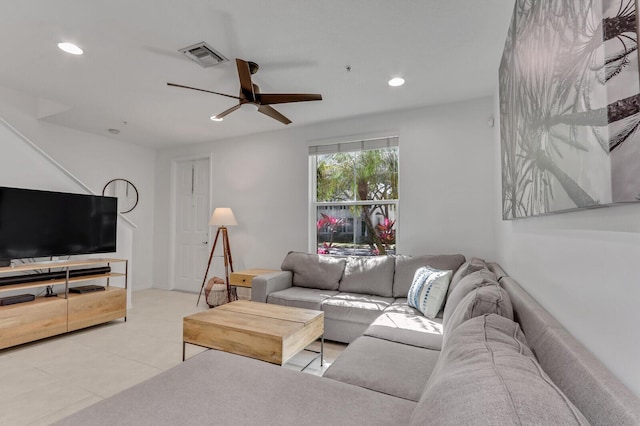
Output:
[{"xmin": 0, "ymin": 289, "xmax": 345, "ymax": 425}]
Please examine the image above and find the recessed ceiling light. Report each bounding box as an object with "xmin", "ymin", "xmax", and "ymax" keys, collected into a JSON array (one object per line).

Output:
[
  {"xmin": 388, "ymin": 77, "xmax": 405, "ymax": 87},
  {"xmin": 210, "ymin": 116, "xmax": 223, "ymax": 122},
  {"xmin": 58, "ymin": 42, "xmax": 83, "ymax": 55}
]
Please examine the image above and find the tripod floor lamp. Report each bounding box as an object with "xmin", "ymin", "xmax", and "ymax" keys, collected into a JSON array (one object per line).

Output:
[{"xmin": 197, "ymin": 207, "xmax": 237, "ymax": 306}]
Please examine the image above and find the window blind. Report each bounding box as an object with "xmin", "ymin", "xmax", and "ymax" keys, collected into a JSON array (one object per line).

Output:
[{"xmin": 308, "ymin": 136, "xmax": 399, "ymax": 156}]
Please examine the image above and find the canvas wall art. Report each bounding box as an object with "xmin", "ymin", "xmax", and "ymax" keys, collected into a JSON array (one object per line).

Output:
[{"xmin": 499, "ymin": 0, "xmax": 639, "ymax": 219}]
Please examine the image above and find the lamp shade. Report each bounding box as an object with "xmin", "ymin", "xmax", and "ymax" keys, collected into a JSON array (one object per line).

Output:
[{"xmin": 209, "ymin": 208, "xmax": 237, "ymax": 226}]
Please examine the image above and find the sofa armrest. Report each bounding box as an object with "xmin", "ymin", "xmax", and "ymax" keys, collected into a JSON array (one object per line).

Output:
[{"xmin": 251, "ymin": 271, "xmax": 293, "ymax": 303}]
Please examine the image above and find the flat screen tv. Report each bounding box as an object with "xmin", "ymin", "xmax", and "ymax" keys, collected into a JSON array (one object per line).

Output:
[{"xmin": 0, "ymin": 186, "xmax": 117, "ymax": 266}]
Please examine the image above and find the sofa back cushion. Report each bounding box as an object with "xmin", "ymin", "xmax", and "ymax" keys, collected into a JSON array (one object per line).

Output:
[
  {"xmin": 446, "ymin": 256, "xmax": 488, "ymax": 299},
  {"xmin": 281, "ymin": 252, "xmax": 346, "ymax": 290},
  {"xmin": 442, "ymin": 284, "xmax": 513, "ymax": 345},
  {"xmin": 338, "ymin": 255, "xmax": 395, "ymax": 297},
  {"xmin": 443, "ymin": 269, "xmax": 499, "ymax": 325},
  {"xmin": 392, "ymin": 254, "xmax": 465, "ymax": 298},
  {"xmin": 410, "ymin": 314, "xmax": 589, "ymax": 425}
]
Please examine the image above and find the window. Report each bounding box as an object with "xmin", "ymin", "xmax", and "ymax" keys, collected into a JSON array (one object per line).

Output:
[{"xmin": 309, "ymin": 136, "xmax": 398, "ymax": 256}]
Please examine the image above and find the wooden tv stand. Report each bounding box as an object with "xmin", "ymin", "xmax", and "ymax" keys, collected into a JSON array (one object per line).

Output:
[{"xmin": 0, "ymin": 258, "xmax": 127, "ymax": 350}]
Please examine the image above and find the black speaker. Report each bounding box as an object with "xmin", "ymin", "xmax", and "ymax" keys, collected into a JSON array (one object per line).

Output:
[
  {"xmin": 0, "ymin": 266, "xmax": 111, "ymax": 287},
  {"xmin": 0, "ymin": 294, "xmax": 36, "ymax": 306}
]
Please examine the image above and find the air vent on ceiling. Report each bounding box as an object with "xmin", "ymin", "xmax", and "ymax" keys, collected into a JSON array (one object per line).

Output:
[{"xmin": 179, "ymin": 42, "xmax": 228, "ymax": 68}]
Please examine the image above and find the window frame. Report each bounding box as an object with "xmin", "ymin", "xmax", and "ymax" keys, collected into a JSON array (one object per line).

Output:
[{"xmin": 308, "ymin": 136, "xmax": 399, "ymax": 256}]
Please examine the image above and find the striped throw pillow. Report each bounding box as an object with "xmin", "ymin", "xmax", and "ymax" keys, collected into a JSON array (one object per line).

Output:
[{"xmin": 407, "ymin": 266, "xmax": 453, "ymax": 319}]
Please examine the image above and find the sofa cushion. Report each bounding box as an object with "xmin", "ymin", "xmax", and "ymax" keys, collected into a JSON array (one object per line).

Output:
[
  {"xmin": 267, "ymin": 287, "xmax": 339, "ymax": 311},
  {"xmin": 322, "ymin": 293, "xmax": 393, "ymax": 324},
  {"xmin": 407, "ymin": 266, "xmax": 452, "ymax": 319},
  {"xmin": 57, "ymin": 347, "xmax": 417, "ymax": 426},
  {"xmin": 389, "ymin": 298, "xmax": 444, "ymax": 319},
  {"xmin": 323, "ymin": 335, "xmax": 440, "ymax": 402},
  {"xmin": 447, "ymin": 256, "xmax": 488, "ymax": 299},
  {"xmin": 338, "ymin": 255, "xmax": 395, "ymax": 297},
  {"xmin": 385, "ymin": 299, "xmax": 417, "ymax": 314},
  {"xmin": 410, "ymin": 314, "xmax": 589, "ymax": 425},
  {"xmin": 443, "ymin": 284, "xmax": 513, "ymax": 346},
  {"xmin": 324, "ymin": 318, "xmax": 369, "ymax": 343},
  {"xmin": 281, "ymin": 252, "xmax": 346, "ymax": 290},
  {"xmin": 443, "ymin": 269, "xmax": 499, "ymax": 324},
  {"xmin": 392, "ymin": 254, "xmax": 465, "ymax": 298},
  {"xmin": 364, "ymin": 309, "xmax": 443, "ymax": 350}
]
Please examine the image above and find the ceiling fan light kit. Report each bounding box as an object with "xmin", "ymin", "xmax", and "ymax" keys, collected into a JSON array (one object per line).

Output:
[
  {"xmin": 240, "ymin": 103, "xmax": 259, "ymax": 112},
  {"xmin": 168, "ymin": 58, "xmax": 322, "ymax": 125}
]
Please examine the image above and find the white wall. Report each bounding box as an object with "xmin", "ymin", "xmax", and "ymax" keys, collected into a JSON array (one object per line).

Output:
[
  {"xmin": 0, "ymin": 85, "xmax": 157, "ymax": 291},
  {"xmin": 153, "ymin": 97, "xmax": 497, "ymax": 290},
  {"xmin": 493, "ymin": 92, "xmax": 640, "ymax": 396}
]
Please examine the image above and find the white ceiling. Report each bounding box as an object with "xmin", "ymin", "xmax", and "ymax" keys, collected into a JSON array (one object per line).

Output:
[{"xmin": 0, "ymin": 0, "xmax": 515, "ymax": 148}]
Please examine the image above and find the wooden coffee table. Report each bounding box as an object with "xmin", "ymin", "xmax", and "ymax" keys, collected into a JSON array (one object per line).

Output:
[{"xmin": 183, "ymin": 300, "xmax": 324, "ymax": 366}]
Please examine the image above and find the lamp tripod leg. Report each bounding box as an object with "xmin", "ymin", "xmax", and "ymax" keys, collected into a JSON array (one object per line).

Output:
[
  {"xmin": 196, "ymin": 228, "xmax": 221, "ymax": 306},
  {"xmin": 221, "ymin": 228, "xmax": 235, "ymax": 303}
]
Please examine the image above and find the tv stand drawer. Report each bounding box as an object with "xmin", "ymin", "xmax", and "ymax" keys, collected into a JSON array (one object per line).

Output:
[
  {"xmin": 0, "ymin": 297, "xmax": 67, "ymax": 350},
  {"xmin": 67, "ymin": 287, "xmax": 126, "ymax": 331}
]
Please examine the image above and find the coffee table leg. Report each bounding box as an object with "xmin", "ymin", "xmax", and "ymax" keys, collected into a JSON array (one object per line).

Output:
[
  {"xmin": 321, "ymin": 334, "xmax": 324, "ymax": 367},
  {"xmin": 182, "ymin": 342, "xmax": 186, "ymax": 361}
]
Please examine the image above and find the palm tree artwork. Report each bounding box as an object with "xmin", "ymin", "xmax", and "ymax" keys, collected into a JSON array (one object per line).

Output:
[{"xmin": 499, "ymin": 0, "xmax": 640, "ymax": 219}]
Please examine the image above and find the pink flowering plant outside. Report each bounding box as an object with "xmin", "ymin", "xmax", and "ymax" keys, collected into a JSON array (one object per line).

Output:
[
  {"xmin": 317, "ymin": 213, "xmax": 344, "ymax": 254},
  {"xmin": 377, "ymin": 218, "xmax": 396, "ymax": 249}
]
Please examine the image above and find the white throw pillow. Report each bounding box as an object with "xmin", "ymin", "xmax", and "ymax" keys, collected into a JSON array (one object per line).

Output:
[{"xmin": 407, "ymin": 266, "xmax": 453, "ymax": 319}]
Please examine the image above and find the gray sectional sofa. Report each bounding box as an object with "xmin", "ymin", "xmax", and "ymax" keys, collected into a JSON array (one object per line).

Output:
[
  {"xmin": 251, "ymin": 252, "xmax": 467, "ymax": 343},
  {"xmin": 57, "ymin": 253, "xmax": 640, "ymax": 425}
]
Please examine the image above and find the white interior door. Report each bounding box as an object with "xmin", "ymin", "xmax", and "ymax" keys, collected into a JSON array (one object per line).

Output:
[{"xmin": 173, "ymin": 158, "xmax": 210, "ymax": 292}]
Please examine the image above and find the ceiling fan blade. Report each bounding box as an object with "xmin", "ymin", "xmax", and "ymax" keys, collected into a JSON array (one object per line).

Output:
[
  {"xmin": 258, "ymin": 93, "xmax": 323, "ymax": 105},
  {"xmin": 214, "ymin": 103, "xmax": 242, "ymax": 119},
  {"xmin": 258, "ymin": 105, "xmax": 292, "ymax": 125},
  {"xmin": 167, "ymin": 83, "xmax": 241, "ymax": 100},
  {"xmin": 236, "ymin": 59, "xmax": 255, "ymax": 101}
]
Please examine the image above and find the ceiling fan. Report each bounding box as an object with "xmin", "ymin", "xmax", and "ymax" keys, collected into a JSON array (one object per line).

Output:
[{"xmin": 168, "ymin": 58, "xmax": 322, "ymax": 124}]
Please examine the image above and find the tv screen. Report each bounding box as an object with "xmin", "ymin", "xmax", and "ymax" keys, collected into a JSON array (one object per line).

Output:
[{"xmin": 0, "ymin": 187, "xmax": 117, "ymax": 263}]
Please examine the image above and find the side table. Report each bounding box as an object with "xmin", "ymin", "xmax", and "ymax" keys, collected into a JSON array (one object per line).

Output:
[{"xmin": 229, "ymin": 268, "xmax": 279, "ymax": 288}]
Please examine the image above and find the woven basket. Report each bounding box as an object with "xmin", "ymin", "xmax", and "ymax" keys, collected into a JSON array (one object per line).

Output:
[
  {"xmin": 207, "ymin": 284, "xmax": 227, "ymax": 307},
  {"xmin": 204, "ymin": 277, "xmax": 227, "ymax": 308}
]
